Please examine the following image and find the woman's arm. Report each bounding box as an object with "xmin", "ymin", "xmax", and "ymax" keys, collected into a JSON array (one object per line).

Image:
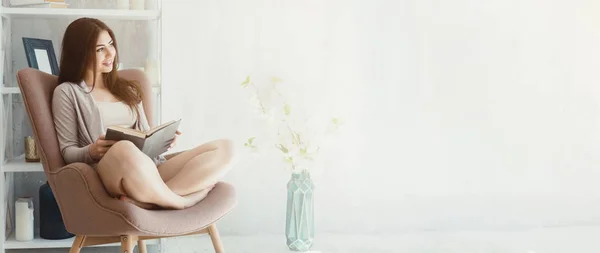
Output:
[{"xmin": 52, "ymin": 85, "xmax": 96, "ymax": 164}]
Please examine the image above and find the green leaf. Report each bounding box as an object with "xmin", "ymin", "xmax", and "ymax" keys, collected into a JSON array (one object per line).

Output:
[
  {"xmin": 300, "ymin": 147, "xmax": 307, "ymax": 155},
  {"xmin": 244, "ymin": 137, "xmax": 257, "ymax": 149},
  {"xmin": 284, "ymin": 103, "xmax": 291, "ymax": 116},
  {"xmin": 276, "ymin": 144, "xmax": 289, "ymax": 153},
  {"xmin": 271, "ymin": 76, "xmax": 283, "ymax": 83},
  {"xmin": 332, "ymin": 117, "xmax": 340, "ymax": 125},
  {"xmin": 292, "ymin": 132, "xmax": 301, "ymax": 145},
  {"xmin": 241, "ymin": 76, "xmax": 250, "ymax": 87}
]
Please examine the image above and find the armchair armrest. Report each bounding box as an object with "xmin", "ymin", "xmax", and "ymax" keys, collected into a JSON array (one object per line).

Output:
[{"xmin": 49, "ymin": 163, "xmax": 140, "ymax": 236}]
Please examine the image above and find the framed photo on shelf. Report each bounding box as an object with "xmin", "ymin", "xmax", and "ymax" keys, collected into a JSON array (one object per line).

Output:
[{"xmin": 22, "ymin": 37, "xmax": 59, "ymax": 75}]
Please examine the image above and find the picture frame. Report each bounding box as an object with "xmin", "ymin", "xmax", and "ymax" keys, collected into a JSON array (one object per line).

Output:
[{"xmin": 22, "ymin": 37, "xmax": 59, "ymax": 75}]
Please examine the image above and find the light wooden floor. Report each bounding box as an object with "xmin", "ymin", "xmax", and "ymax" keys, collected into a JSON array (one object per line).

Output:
[{"xmin": 10, "ymin": 227, "xmax": 600, "ymax": 253}]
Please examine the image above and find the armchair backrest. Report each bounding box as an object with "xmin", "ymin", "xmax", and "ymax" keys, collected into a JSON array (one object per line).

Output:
[{"xmin": 16, "ymin": 68, "xmax": 154, "ymax": 175}]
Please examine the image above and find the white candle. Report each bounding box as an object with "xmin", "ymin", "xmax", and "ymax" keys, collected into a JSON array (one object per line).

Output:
[{"xmin": 15, "ymin": 198, "xmax": 34, "ymax": 241}]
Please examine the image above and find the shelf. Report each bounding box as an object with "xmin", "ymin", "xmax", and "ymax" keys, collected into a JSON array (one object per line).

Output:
[
  {"xmin": 3, "ymin": 155, "xmax": 42, "ymax": 172},
  {"xmin": 0, "ymin": 87, "xmax": 19, "ymax": 94},
  {"xmin": 4, "ymin": 231, "xmax": 159, "ymax": 249},
  {"xmin": 1, "ymin": 86, "xmax": 160, "ymax": 94},
  {"xmin": 0, "ymin": 1, "xmax": 165, "ymax": 251},
  {"xmin": 0, "ymin": 7, "xmax": 160, "ymax": 20}
]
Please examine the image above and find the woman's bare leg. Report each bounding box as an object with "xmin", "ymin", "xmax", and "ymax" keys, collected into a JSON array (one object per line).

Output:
[
  {"xmin": 121, "ymin": 185, "xmax": 215, "ymax": 210},
  {"xmin": 97, "ymin": 141, "xmax": 201, "ymax": 209},
  {"xmin": 158, "ymin": 139, "xmax": 234, "ymax": 196}
]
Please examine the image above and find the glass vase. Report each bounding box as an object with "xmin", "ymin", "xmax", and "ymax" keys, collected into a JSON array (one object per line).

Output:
[{"xmin": 285, "ymin": 170, "xmax": 315, "ymax": 251}]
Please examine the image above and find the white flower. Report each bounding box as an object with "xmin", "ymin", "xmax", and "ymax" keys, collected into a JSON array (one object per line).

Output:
[{"xmin": 241, "ymin": 75, "xmax": 341, "ymax": 173}]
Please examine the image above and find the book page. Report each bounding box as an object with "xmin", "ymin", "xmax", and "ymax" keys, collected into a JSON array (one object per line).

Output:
[{"xmin": 148, "ymin": 119, "xmax": 181, "ymax": 136}]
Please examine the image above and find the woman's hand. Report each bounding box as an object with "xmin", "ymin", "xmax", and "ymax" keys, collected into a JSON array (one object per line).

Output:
[
  {"xmin": 90, "ymin": 135, "xmax": 116, "ymax": 161},
  {"xmin": 169, "ymin": 130, "xmax": 182, "ymax": 150}
]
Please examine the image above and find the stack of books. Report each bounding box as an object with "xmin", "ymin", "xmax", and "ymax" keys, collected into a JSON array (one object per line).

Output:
[{"xmin": 10, "ymin": 0, "xmax": 69, "ymax": 8}]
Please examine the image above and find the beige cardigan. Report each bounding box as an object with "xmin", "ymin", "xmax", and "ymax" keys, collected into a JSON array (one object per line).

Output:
[{"xmin": 52, "ymin": 81, "xmax": 165, "ymax": 166}]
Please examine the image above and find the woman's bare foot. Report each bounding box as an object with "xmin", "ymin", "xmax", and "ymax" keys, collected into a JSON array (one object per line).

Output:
[
  {"xmin": 182, "ymin": 184, "xmax": 216, "ymax": 208},
  {"xmin": 119, "ymin": 195, "xmax": 161, "ymax": 210}
]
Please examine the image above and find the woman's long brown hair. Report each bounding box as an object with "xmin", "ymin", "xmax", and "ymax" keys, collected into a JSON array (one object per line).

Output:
[{"xmin": 58, "ymin": 17, "xmax": 143, "ymax": 119}]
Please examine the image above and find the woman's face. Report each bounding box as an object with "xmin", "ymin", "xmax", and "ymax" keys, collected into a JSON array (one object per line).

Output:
[{"xmin": 94, "ymin": 30, "xmax": 115, "ymax": 73}]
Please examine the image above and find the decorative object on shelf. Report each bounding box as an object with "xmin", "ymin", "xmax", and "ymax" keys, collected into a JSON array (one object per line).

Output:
[
  {"xmin": 130, "ymin": 0, "xmax": 145, "ymax": 10},
  {"xmin": 116, "ymin": 0, "xmax": 129, "ymax": 9},
  {"xmin": 240, "ymin": 76, "xmax": 343, "ymax": 251},
  {"xmin": 24, "ymin": 136, "xmax": 40, "ymax": 162},
  {"xmin": 15, "ymin": 197, "xmax": 34, "ymax": 242},
  {"xmin": 40, "ymin": 182, "xmax": 74, "ymax": 240},
  {"xmin": 10, "ymin": 0, "xmax": 68, "ymax": 8},
  {"xmin": 286, "ymin": 169, "xmax": 315, "ymax": 251},
  {"xmin": 22, "ymin": 37, "xmax": 59, "ymax": 76},
  {"xmin": 16, "ymin": 3, "xmax": 69, "ymax": 8},
  {"xmin": 146, "ymin": 0, "xmax": 157, "ymax": 10}
]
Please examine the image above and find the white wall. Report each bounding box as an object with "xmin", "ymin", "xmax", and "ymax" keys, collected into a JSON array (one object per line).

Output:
[{"xmin": 162, "ymin": 0, "xmax": 600, "ymax": 236}]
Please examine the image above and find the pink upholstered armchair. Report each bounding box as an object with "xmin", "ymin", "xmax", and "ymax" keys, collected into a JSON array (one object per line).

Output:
[{"xmin": 16, "ymin": 68, "xmax": 236, "ymax": 253}]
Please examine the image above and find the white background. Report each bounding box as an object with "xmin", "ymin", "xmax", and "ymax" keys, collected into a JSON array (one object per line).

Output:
[{"xmin": 161, "ymin": 0, "xmax": 600, "ymax": 239}]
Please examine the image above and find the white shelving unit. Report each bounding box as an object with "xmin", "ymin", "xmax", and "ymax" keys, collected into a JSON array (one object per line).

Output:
[
  {"xmin": 0, "ymin": 1, "xmax": 164, "ymax": 252},
  {"xmin": 1, "ymin": 86, "xmax": 160, "ymax": 95},
  {"xmin": 0, "ymin": 6, "xmax": 159, "ymax": 20},
  {"xmin": 0, "ymin": 87, "xmax": 17, "ymax": 94},
  {"xmin": 3, "ymin": 155, "xmax": 41, "ymax": 172}
]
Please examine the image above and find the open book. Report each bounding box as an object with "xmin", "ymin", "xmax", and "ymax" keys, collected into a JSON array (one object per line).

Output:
[{"xmin": 105, "ymin": 119, "xmax": 182, "ymax": 158}]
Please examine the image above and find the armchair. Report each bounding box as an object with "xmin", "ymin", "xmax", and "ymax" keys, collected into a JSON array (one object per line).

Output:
[{"xmin": 16, "ymin": 68, "xmax": 236, "ymax": 253}]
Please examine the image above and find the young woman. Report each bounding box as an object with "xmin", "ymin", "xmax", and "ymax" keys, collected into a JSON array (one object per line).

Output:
[{"xmin": 52, "ymin": 17, "xmax": 234, "ymax": 210}]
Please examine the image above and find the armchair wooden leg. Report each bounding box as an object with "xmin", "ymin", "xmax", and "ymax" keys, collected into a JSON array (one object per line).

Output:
[
  {"xmin": 138, "ymin": 239, "xmax": 147, "ymax": 253},
  {"xmin": 69, "ymin": 235, "xmax": 86, "ymax": 253},
  {"xmin": 121, "ymin": 235, "xmax": 135, "ymax": 253},
  {"xmin": 208, "ymin": 223, "xmax": 225, "ymax": 253}
]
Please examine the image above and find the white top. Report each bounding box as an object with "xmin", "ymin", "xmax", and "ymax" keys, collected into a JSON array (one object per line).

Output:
[{"xmin": 96, "ymin": 101, "xmax": 136, "ymax": 132}]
